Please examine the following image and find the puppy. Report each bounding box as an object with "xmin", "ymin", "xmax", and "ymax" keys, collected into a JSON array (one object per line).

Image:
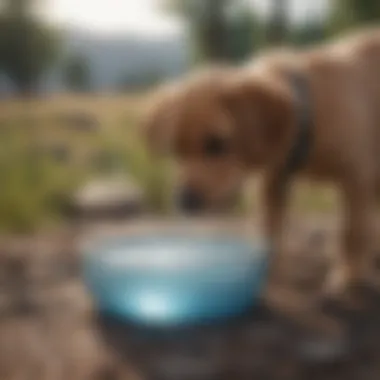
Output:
[{"xmin": 143, "ymin": 28, "xmax": 380, "ymax": 305}]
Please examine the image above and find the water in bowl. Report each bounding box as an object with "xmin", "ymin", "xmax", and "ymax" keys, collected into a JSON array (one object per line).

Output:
[{"xmin": 84, "ymin": 235, "xmax": 268, "ymax": 326}]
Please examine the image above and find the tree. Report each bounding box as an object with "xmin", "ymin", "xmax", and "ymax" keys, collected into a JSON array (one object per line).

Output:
[
  {"xmin": 63, "ymin": 55, "xmax": 91, "ymax": 92},
  {"xmin": 291, "ymin": 22, "xmax": 327, "ymax": 47},
  {"xmin": 0, "ymin": 0, "xmax": 60, "ymax": 94},
  {"xmin": 266, "ymin": 0, "xmax": 289, "ymax": 46},
  {"xmin": 226, "ymin": 6, "xmax": 263, "ymax": 62},
  {"xmin": 164, "ymin": 0, "xmax": 230, "ymax": 62},
  {"xmin": 330, "ymin": 0, "xmax": 380, "ymax": 33},
  {"xmin": 163, "ymin": 0, "xmax": 260, "ymax": 63}
]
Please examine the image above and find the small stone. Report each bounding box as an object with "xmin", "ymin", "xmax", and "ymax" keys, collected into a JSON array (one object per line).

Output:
[
  {"xmin": 297, "ymin": 332, "xmax": 351, "ymax": 363},
  {"xmin": 71, "ymin": 176, "xmax": 145, "ymax": 220},
  {"xmin": 153, "ymin": 354, "xmax": 219, "ymax": 380}
]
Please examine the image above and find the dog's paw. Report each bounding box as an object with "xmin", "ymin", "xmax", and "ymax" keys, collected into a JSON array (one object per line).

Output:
[
  {"xmin": 352, "ymin": 280, "xmax": 380, "ymax": 311},
  {"xmin": 320, "ymin": 278, "xmax": 380, "ymax": 319},
  {"xmin": 320, "ymin": 293, "xmax": 363, "ymax": 320},
  {"xmin": 320, "ymin": 268, "xmax": 370, "ymax": 317}
]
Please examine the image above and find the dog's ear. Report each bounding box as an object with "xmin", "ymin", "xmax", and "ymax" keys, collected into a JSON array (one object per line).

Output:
[
  {"xmin": 142, "ymin": 84, "xmax": 180, "ymax": 155},
  {"xmin": 220, "ymin": 75, "xmax": 295, "ymax": 165}
]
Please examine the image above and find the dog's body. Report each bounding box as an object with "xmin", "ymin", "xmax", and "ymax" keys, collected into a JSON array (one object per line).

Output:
[{"xmin": 144, "ymin": 28, "xmax": 380, "ymax": 302}]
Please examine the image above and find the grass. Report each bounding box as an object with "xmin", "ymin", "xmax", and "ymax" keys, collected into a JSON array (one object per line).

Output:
[
  {"xmin": 0, "ymin": 94, "xmax": 338, "ymax": 234},
  {"xmin": 0, "ymin": 94, "xmax": 172, "ymax": 233}
]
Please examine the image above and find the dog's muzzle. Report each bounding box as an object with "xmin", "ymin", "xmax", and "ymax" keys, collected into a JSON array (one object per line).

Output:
[{"xmin": 176, "ymin": 187, "xmax": 205, "ymax": 214}]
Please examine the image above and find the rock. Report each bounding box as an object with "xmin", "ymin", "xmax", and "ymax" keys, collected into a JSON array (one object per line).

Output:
[
  {"xmin": 296, "ymin": 332, "xmax": 351, "ymax": 364},
  {"xmin": 71, "ymin": 176, "xmax": 145, "ymax": 220},
  {"xmin": 153, "ymin": 354, "xmax": 220, "ymax": 380}
]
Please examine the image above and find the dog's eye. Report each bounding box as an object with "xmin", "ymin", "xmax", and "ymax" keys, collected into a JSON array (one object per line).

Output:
[{"xmin": 203, "ymin": 135, "xmax": 228, "ymax": 157}]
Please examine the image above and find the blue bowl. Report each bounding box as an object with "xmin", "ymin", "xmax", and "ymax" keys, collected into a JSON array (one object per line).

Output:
[{"xmin": 83, "ymin": 234, "xmax": 268, "ymax": 326}]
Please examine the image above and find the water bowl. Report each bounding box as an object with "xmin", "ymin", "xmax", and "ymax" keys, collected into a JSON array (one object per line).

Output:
[{"xmin": 83, "ymin": 228, "xmax": 268, "ymax": 327}]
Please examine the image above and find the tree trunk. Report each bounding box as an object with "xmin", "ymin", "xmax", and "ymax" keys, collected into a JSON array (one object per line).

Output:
[
  {"xmin": 267, "ymin": 0, "xmax": 289, "ymax": 46},
  {"xmin": 199, "ymin": 0, "xmax": 229, "ymax": 62}
]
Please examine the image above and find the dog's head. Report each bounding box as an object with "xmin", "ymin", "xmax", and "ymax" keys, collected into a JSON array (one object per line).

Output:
[{"xmin": 143, "ymin": 68, "xmax": 295, "ymax": 214}]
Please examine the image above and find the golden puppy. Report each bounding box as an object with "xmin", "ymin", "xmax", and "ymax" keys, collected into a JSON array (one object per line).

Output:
[{"xmin": 144, "ymin": 28, "xmax": 380, "ymax": 305}]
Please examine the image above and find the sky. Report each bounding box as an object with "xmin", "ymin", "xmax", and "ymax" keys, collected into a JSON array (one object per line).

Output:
[
  {"xmin": 45, "ymin": 0, "xmax": 330, "ymax": 37},
  {"xmin": 46, "ymin": 0, "xmax": 181, "ymax": 36}
]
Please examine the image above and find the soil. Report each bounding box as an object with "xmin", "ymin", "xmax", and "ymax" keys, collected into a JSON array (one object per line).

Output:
[{"xmin": 1, "ymin": 218, "xmax": 380, "ymax": 380}]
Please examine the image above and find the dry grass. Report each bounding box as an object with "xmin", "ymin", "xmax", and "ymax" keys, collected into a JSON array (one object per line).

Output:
[
  {"xmin": 0, "ymin": 93, "xmax": 173, "ymax": 233},
  {"xmin": 0, "ymin": 94, "xmax": 338, "ymax": 233}
]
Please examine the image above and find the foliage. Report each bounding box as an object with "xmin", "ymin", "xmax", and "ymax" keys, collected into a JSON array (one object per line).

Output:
[
  {"xmin": 0, "ymin": 0, "xmax": 60, "ymax": 94},
  {"xmin": 119, "ymin": 69, "xmax": 163, "ymax": 92},
  {"xmin": 163, "ymin": 0, "xmax": 261, "ymax": 63},
  {"xmin": 265, "ymin": 0, "xmax": 290, "ymax": 45},
  {"xmin": 224, "ymin": 3, "xmax": 264, "ymax": 62},
  {"xmin": 291, "ymin": 22, "xmax": 327, "ymax": 47},
  {"xmin": 0, "ymin": 120, "xmax": 81, "ymax": 232},
  {"xmin": 330, "ymin": 0, "xmax": 380, "ymax": 33},
  {"xmin": 63, "ymin": 55, "xmax": 91, "ymax": 92},
  {"xmin": 0, "ymin": 100, "xmax": 172, "ymax": 232}
]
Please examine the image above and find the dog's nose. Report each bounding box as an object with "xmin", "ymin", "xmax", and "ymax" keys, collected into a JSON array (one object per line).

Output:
[{"xmin": 177, "ymin": 188, "xmax": 205, "ymax": 213}]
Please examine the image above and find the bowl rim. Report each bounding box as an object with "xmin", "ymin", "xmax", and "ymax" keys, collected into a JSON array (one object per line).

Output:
[
  {"xmin": 80, "ymin": 216, "xmax": 263, "ymax": 252},
  {"xmin": 82, "ymin": 233, "xmax": 269, "ymax": 275}
]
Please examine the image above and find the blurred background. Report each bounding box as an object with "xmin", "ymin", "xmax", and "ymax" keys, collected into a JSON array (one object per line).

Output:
[
  {"xmin": 1, "ymin": 0, "xmax": 378, "ymax": 233},
  {"xmin": 2, "ymin": 2, "xmax": 380, "ymax": 380}
]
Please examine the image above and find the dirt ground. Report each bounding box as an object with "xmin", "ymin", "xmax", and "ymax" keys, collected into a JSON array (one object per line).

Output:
[{"xmin": 1, "ymin": 218, "xmax": 380, "ymax": 380}]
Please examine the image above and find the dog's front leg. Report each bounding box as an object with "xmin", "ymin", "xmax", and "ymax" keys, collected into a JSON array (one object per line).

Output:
[
  {"xmin": 324, "ymin": 176, "xmax": 377, "ymax": 306},
  {"xmin": 261, "ymin": 172, "xmax": 291, "ymax": 279}
]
